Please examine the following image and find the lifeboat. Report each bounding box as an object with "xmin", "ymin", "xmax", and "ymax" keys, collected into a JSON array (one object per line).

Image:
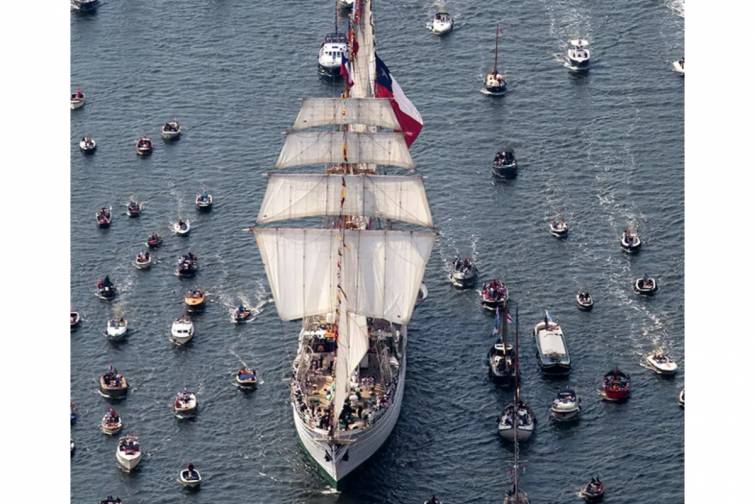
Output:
[
  {"xmin": 96, "ymin": 207, "xmax": 112, "ymax": 227},
  {"xmin": 98, "ymin": 365, "xmax": 128, "ymax": 399},
  {"xmin": 633, "ymin": 275, "xmax": 658, "ymax": 296},
  {"xmin": 70, "ymin": 309, "xmax": 81, "ymax": 329},
  {"xmin": 79, "ymin": 135, "xmax": 97, "ymax": 153},
  {"xmin": 70, "ymin": 88, "xmax": 86, "ymax": 109},
  {"xmin": 175, "ymin": 252, "xmax": 198, "ymax": 277},
  {"xmin": 550, "ymin": 388, "xmax": 581, "ymax": 422},
  {"xmin": 170, "ymin": 314, "xmax": 194, "ymax": 345},
  {"xmin": 601, "ymin": 368, "xmax": 630, "ymax": 402},
  {"xmin": 172, "ymin": 388, "xmax": 198, "ymax": 418},
  {"xmin": 449, "ymin": 256, "xmax": 478, "ymax": 288},
  {"xmin": 480, "ymin": 279, "xmax": 509, "ymax": 312},
  {"xmin": 115, "ymin": 434, "xmax": 142, "ymax": 472},
  {"xmin": 100, "ymin": 407, "xmax": 123, "ymax": 435},
  {"xmin": 645, "ymin": 351, "xmax": 678, "ymax": 375},
  {"xmin": 178, "ymin": 463, "xmax": 202, "ymax": 488},
  {"xmin": 184, "ymin": 288, "xmax": 206, "ymax": 311},
  {"xmin": 195, "ymin": 192, "xmax": 213, "ymax": 211},
  {"xmin": 135, "ymin": 136, "xmax": 153, "ymax": 156},
  {"xmin": 491, "ymin": 146, "xmax": 518, "ymax": 178},
  {"xmin": 126, "ymin": 200, "xmax": 143, "ymax": 218},
  {"xmin": 172, "ymin": 219, "xmax": 191, "ymax": 236},
  {"xmin": 235, "ymin": 367, "xmax": 258, "ymax": 390},
  {"xmin": 105, "ymin": 318, "xmax": 129, "ymax": 342},
  {"xmin": 160, "ymin": 120, "xmax": 182, "ymax": 141},
  {"xmin": 576, "ymin": 290, "xmax": 594, "ymax": 311},
  {"xmin": 146, "ymin": 232, "xmax": 162, "ymax": 248},
  {"xmin": 95, "ymin": 275, "xmax": 117, "ymax": 300},
  {"xmin": 580, "ymin": 477, "xmax": 605, "ymax": 502},
  {"xmin": 133, "ymin": 251, "xmax": 153, "ymax": 270},
  {"xmin": 497, "ymin": 401, "xmax": 536, "ymax": 442},
  {"xmin": 549, "ymin": 218, "xmax": 568, "ymax": 238},
  {"xmin": 620, "ymin": 228, "xmax": 642, "ymax": 253},
  {"xmin": 430, "ymin": 11, "xmax": 454, "ymax": 35}
]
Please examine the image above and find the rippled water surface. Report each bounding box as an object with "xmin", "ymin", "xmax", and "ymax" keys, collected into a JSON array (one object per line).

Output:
[{"xmin": 71, "ymin": 1, "xmax": 684, "ymax": 502}]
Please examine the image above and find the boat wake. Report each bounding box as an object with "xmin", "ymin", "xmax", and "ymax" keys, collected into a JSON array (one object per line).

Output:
[{"xmin": 665, "ymin": 0, "xmax": 684, "ymax": 18}]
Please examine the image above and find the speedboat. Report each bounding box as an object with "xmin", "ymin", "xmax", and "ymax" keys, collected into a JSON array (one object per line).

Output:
[
  {"xmin": 195, "ymin": 192, "xmax": 213, "ymax": 211},
  {"xmin": 645, "ymin": 351, "xmax": 678, "ymax": 375},
  {"xmin": 116, "ymin": 435, "xmax": 142, "ymax": 472},
  {"xmin": 318, "ymin": 32, "xmax": 348, "ymax": 77},
  {"xmin": 232, "ymin": 304, "xmax": 255, "ymax": 323},
  {"xmin": 533, "ymin": 311, "xmax": 571, "ymax": 375},
  {"xmin": 100, "ymin": 407, "xmax": 123, "ymax": 435},
  {"xmin": 184, "ymin": 288, "xmax": 206, "ymax": 311},
  {"xmin": 633, "ymin": 274, "xmax": 658, "ymax": 296},
  {"xmin": 576, "ymin": 290, "xmax": 594, "ymax": 311},
  {"xmin": 430, "ymin": 11, "xmax": 454, "ymax": 35},
  {"xmin": 620, "ymin": 228, "xmax": 641, "ymax": 253},
  {"xmin": 170, "ymin": 314, "xmax": 194, "ymax": 345},
  {"xmin": 580, "ymin": 477, "xmax": 605, "ymax": 502},
  {"xmin": 497, "ymin": 401, "xmax": 536, "ymax": 442},
  {"xmin": 549, "ymin": 217, "xmax": 568, "ymax": 238},
  {"xmin": 146, "ymin": 232, "xmax": 162, "ymax": 249},
  {"xmin": 106, "ymin": 318, "xmax": 129, "ymax": 341},
  {"xmin": 672, "ymin": 58, "xmax": 685, "ymax": 76},
  {"xmin": 71, "ymin": 0, "xmax": 99, "ymax": 13},
  {"xmin": 172, "ymin": 388, "xmax": 198, "ymax": 418},
  {"xmin": 480, "ymin": 279, "xmax": 509, "ymax": 311},
  {"xmin": 71, "ymin": 401, "xmax": 78, "ymax": 424},
  {"xmin": 678, "ymin": 389, "xmax": 684, "ymax": 408},
  {"xmin": 135, "ymin": 136, "xmax": 153, "ymax": 156},
  {"xmin": 488, "ymin": 342, "xmax": 516, "ymax": 386},
  {"xmin": 99, "ymin": 365, "xmax": 128, "ymax": 399},
  {"xmin": 70, "ymin": 309, "xmax": 81, "ymax": 329},
  {"xmin": 416, "ymin": 282, "xmax": 428, "ymax": 305},
  {"xmin": 178, "ymin": 463, "xmax": 202, "ymax": 488},
  {"xmin": 96, "ymin": 207, "xmax": 112, "ymax": 227},
  {"xmin": 449, "ymin": 256, "xmax": 478, "ymax": 288},
  {"xmin": 172, "ymin": 219, "xmax": 191, "ymax": 236},
  {"xmin": 161, "ymin": 121, "xmax": 182, "ymax": 141},
  {"xmin": 175, "ymin": 252, "xmax": 198, "ymax": 277},
  {"xmin": 491, "ymin": 146, "xmax": 518, "ymax": 178},
  {"xmin": 235, "ymin": 367, "xmax": 258, "ymax": 390},
  {"xmin": 126, "ymin": 199, "xmax": 143, "ymax": 218},
  {"xmin": 70, "ymin": 88, "xmax": 86, "ymax": 110},
  {"xmin": 601, "ymin": 368, "xmax": 630, "ymax": 402},
  {"xmin": 133, "ymin": 251, "xmax": 152, "ymax": 270},
  {"xmin": 79, "ymin": 135, "xmax": 97, "ymax": 153},
  {"xmin": 95, "ymin": 275, "xmax": 117, "ymax": 300},
  {"xmin": 482, "ymin": 25, "xmax": 507, "ymax": 96},
  {"xmin": 566, "ymin": 39, "xmax": 591, "ymax": 72},
  {"xmin": 550, "ymin": 388, "xmax": 581, "ymax": 421}
]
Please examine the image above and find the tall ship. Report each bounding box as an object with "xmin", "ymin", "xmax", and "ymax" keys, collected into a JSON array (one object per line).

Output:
[{"xmin": 251, "ymin": 0, "xmax": 432, "ymax": 486}]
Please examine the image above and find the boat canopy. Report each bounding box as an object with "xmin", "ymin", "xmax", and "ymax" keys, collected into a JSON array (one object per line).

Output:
[
  {"xmin": 292, "ymin": 98, "xmax": 400, "ymax": 130},
  {"xmin": 537, "ymin": 326, "xmax": 567, "ymax": 356},
  {"xmin": 274, "ymin": 131, "xmax": 415, "ymax": 169},
  {"xmin": 253, "ymin": 227, "xmax": 434, "ymax": 324},
  {"xmin": 257, "ymin": 173, "xmax": 433, "ymax": 227},
  {"xmin": 569, "ymin": 39, "xmax": 589, "ymax": 47}
]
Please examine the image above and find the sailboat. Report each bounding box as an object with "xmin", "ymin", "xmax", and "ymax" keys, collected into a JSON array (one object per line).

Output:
[
  {"xmin": 503, "ymin": 415, "xmax": 530, "ymax": 503},
  {"xmin": 488, "ymin": 305, "xmax": 516, "ymax": 386},
  {"xmin": 252, "ymin": 0, "xmax": 434, "ymax": 486},
  {"xmin": 483, "ymin": 25, "xmax": 508, "ymax": 96}
]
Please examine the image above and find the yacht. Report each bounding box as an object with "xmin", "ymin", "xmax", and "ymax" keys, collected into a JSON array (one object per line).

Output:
[
  {"xmin": 533, "ymin": 311, "xmax": 571, "ymax": 374},
  {"xmin": 170, "ymin": 314, "xmax": 194, "ymax": 345},
  {"xmin": 482, "ymin": 25, "xmax": 507, "ymax": 95},
  {"xmin": 566, "ymin": 39, "xmax": 591, "ymax": 72},
  {"xmin": 430, "ymin": 11, "xmax": 454, "ymax": 36}
]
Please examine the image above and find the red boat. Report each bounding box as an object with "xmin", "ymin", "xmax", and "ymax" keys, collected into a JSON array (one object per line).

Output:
[
  {"xmin": 96, "ymin": 207, "xmax": 112, "ymax": 227},
  {"xmin": 601, "ymin": 368, "xmax": 630, "ymax": 402},
  {"xmin": 480, "ymin": 279, "xmax": 509, "ymax": 311}
]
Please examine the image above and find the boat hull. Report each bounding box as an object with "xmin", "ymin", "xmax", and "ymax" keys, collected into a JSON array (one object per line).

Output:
[
  {"xmin": 116, "ymin": 450, "xmax": 142, "ymax": 472},
  {"xmin": 601, "ymin": 388, "xmax": 630, "ymax": 402},
  {"xmin": 492, "ymin": 162, "xmax": 517, "ymax": 179}
]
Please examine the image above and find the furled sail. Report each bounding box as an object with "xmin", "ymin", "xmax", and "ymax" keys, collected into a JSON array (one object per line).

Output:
[
  {"xmin": 274, "ymin": 131, "xmax": 415, "ymax": 169},
  {"xmin": 254, "ymin": 228, "xmax": 434, "ymax": 323},
  {"xmin": 333, "ymin": 311, "xmax": 369, "ymax": 424},
  {"xmin": 257, "ymin": 174, "xmax": 433, "ymax": 227},
  {"xmin": 292, "ymin": 98, "xmax": 401, "ymax": 130}
]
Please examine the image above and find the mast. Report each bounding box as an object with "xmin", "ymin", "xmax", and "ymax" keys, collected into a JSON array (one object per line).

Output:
[
  {"xmin": 492, "ymin": 24, "xmax": 500, "ymax": 74},
  {"xmin": 514, "ymin": 302, "xmax": 520, "ymax": 401}
]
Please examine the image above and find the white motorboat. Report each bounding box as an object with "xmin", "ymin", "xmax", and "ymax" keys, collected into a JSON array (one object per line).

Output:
[
  {"xmin": 106, "ymin": 318, "xmax": 129, "ymax": 341},
  {"xmin": 449, "ymin": 256, "xmax": 478, "ymax": 288},
  {"xmin": 172, "ymin": 219, "xmax": 191, "ymax": 236},
  {"xmin": 533, "ymin": 311, "xmax": 571, "ymax": 375},
  {"xmin": 133, "ymin": 251, "xmax": 152, "ymax": 270},
  {"xmin": 172, "ymin": 388, "xmax": 198, "ymax": 418},
  {"xmin": 566, "ymin": 38, "xmax": 591, "ymax": 72},
  {"xmin": 79, "ymin": 136, "xmax": 97, "ymax": 153},
  {"xmin": 430, "ymin": 12, "xmax": 454, "ymax": 36},
  {"xmin": 100, "ymin": 408, "xmax": 123, "ymax": 435},
  {"xmin": 645, "ymin": 351, "xmax": 678, "ymax": 375},
  {"xmin": 70, "ymin": 89, "xmax": 86, "ymax": 109},
  {"xmin": 135, "ymin": 136, "xmax": 153, "ymax": 156},
  {"xmin": 195, "ymin": 192, "xmax": 213, "ymax": 211},
  {"xmin": 482, "ymin": 25, "xmax": 507, "ymax": 96},
  {"xmin": 70, "ymin": 310, "xmax": 81, "ymax": 330},
  {"xmin": 576, "ymin": 290, "xmax": 594, "ymax": 311},
  {"xmin": 550, "ymin": 388, "xmax": 581, "ymax": 421},
  {"xmin": 235, "ymin": 368, "xmax": 258, "ymax": 389},
  {"xmin": 620, "ymin": 228, "xmax": 641, "ymax": 253},
  {"xmin": 71, "ymin": 0, "xmax": 99, "ymax": 13},
  {"xmin": 416, "ymin": 282, "xmax": 428, "ymax": 305},
  {"xmin": 178, "ymin": 464, "xmax": 202, "ymax": 488},
  {"xmin": 115, "ymin": 435, "xmax": 142, "ymax": 472},
  {"xmin": 491, "ymin": 146, "xmax": 518, "ymax": 178},
  {"xmin": 318, "ymin": 31, "xmax": 348, "ymax": 77},
  {"xmin": 633, "ymin": 275, "xmax": 658, "ymax": 296},
  {"xmin": 170, "ymin": 315, "xmax": 194, "ymax": 345},
  {"xmin": 672, "ymin": 58, "xmax": 685, "ymax": 76},
  {"xmin": 678, "ymin": 389, "xmax": 684, "ymax": 408},
  {"xmin": 160, "ymin": 121, "xmax": 182, "ymax": 141},
  {"xmin": 549, "ymin": 218, "xmax": 568, "ymax": 238}
]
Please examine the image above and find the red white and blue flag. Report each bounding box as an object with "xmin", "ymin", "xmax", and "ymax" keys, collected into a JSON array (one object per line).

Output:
[
  {"xmin": 375, "ymin": 55, "xmax": 423, "ymax": 147},
  {"xmin": 340, "ymin": 53, "xmax": 354, "ymax": 88}
]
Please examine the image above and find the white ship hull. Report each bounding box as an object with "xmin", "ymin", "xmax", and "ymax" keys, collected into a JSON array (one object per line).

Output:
[{"xmin": 292, "ymin": 345, "xmax": 407, "ymax": 486}]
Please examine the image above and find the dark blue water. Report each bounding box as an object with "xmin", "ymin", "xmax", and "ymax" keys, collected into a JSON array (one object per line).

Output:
[{"xmin": 71, "ymin": 1, "xmax": 684, "ymax": 502}]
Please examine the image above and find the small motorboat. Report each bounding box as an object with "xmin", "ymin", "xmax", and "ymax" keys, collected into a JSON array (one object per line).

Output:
[
  {"xmin": 566, "ymin": 39, "xmax": 591, "ymax": 72},
  {"xmin": 235, "ymin": 367, "xmax": 258, "ymax": 390},
  {"xmin": 483, "ymin": 25, "xmax": 508, "ymax": 96},
  {"xmin": 100, "ymin": 497, "xmax": 124, "ymax": 504},
  {"xmin": 71, "ymin": 0, "xmax": 99, "ymax": 13},
  {"xmin": 126, "ymin": 199, "xmax": 143, "ymax": 218},
  {"xmin": 195, "ymin": 192, "xmax": 213, "ymax": 211},
  {"xmin": 172, "ymin": 219, "xmax": 191, "ymax": 236},
  {"xmin": 580, "ymin": 477, "xmax": 605, "ymax": 502},
  {"xmin": 161, "ymin": 120, "xmax": 182, "ymax": 141},
  {"xmin": 133, "ymin": 250, "xmax": 153, "ymax": 270},
  {"xmin": 633, "ymin": 274, "xmax": 658, "ymax": 296},
  {"xmin": 678, "ymin": 389, "xmax": 685, "ymax": 408},
  {"xmin": 550, "ymin": 388, "xmax": 581, "ymax": 422},
  {"xmin": 95, "ymin": 275, "xmax": 117, "ymax": 300},
  {"xmin": 491, "ymin": 146, "xmax": 518, "ymax": 178},
  {"xmin": 430, "ymin": 11, "xmax": 454, "ymax": 35},
  {"xmin": 416, "ymin": 282, "xmax": 428, "ymax": 305},
  {"xmin": 70, "ymin": 401, "xmax": 78, "ymax": 425},
  {"xmin": 549, "ymin": 217, "xmax": 568, "ymax": 238},
  {"xmin": 498, "ymin": 401, "xmax": 536, "ymax": 442},
  {"xmin": 178, "ymin": 463, "xmax": 202, "ymax": 488},
  {"xmin": 146, "ymin": 232, "xmax": 162, "ymax": 249},
  {"xmin": 79, "ymin": 135, "xmax": 97, "ymax": 153},
  {"xmin": 96, "ymin": 207, "xmax": 112, "ymax": 227},
  {"xmin": 135, "ymin": 136, "xmax": 153, "ymax": 156},
  {"xmin": 318, "ymin": 31, "xmax": 348, "ymax": 77},
  {"xmin": 232, "ymin": 304, "xmax": 255, "ymax": 323},
  {"xmin": 70, "ymin": 88, "xmax": 86, "ymax": 110},
  {"xmin": 184, "ymin": 288, "xmax": 206, "ymax": 311},
  {"xmin": 100, "ymin": 407, "xmax": 123, "ymax": 435},
  {"xmin": 70, "ymin": 309, "xmax": 81, "ymax": 329},
  {"xmin": 672, "ymin": 57, "xmax": 685, "ymax": 76},
  {"xmin": 533, "ymin": 311, "xmax": 571, "ymax": 375},
  {"xmin": 99, "ymin": 365, "xmax": 128, "ymax": 399},
  {"xmin": 175, "ymin": 252, "xmax": 198, "ymax": 277},
  {"xmin": 170, "ymin": 314, "xmax": 195, "ymax": 346},
  {"xmin": 645, "ymin": 351, "xmax": 678, "ymax": 375},
  {"xmin": 106, "ymin": 317, "xmax": 129, "ymax": 342},
  {"xmin": 488, "ymin": 342, "xmax": 516, "ymax": 386},
  {"xmin": 449, "ymin": 256, "xmax": 478, "ymax": 288},
  {"xmin": 480, "ymin": 279, "xmax": 509, "ymax": 312},
  {"xmin": 601, "ymin": 368, "xmax": 630, "ymax": 402},
  {"xmin": 620, "ymin": 227, "xmax": 642, "ymax": 253},
  {"xmin": 576, "ymin": 290, "xmax": 594, "ymax": 311},
  {"xmin": 172, "ymin": 388, "xmax": 198, "ymax": 418},
  {"xmin": 116, "ymin": 434, "xmax": 142, "ymax": 472}
]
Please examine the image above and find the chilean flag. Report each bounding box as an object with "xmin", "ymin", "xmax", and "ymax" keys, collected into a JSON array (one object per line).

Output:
[
  {"xmin": 375, "ymin": 55, "xmax": 423, "ymax": 147},
  {"xmin": 340, "ymin": 53, "xmax": 354, "ymax": 87}
]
